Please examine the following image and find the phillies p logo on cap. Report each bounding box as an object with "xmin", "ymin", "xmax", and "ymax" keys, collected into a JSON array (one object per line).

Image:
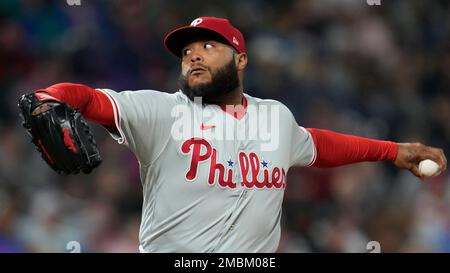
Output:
[
  {"xmin": 190, "ymin": 18, "xmax": 203, "ymax": 26},
  {"xmin": 164, "ymin": 17, "xmax": 246, "ymax": 58}
]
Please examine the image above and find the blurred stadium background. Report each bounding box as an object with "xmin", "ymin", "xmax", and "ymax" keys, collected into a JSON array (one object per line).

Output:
[{"xmin": 0, "ymin": 0, "xmax": 449, "ymax": 252}]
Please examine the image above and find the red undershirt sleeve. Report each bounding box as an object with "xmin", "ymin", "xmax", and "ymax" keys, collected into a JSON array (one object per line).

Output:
[
  {"xmin": 34, "ymin": 82, "xmax": 115, "ymax": 128},
  {"xmin": 306, "ymin": 128, "xmax": 398, "ymax": 168}
]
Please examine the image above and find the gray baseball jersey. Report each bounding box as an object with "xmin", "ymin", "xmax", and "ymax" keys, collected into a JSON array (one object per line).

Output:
[{"xmin": 97, "ymin": 88, "xmax": 316, "ymax": 253}]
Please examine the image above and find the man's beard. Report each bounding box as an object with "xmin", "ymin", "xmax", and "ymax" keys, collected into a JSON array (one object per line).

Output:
[{"xmin": 179, "ymin": 59, "xmax": 240, "ymax": 104}]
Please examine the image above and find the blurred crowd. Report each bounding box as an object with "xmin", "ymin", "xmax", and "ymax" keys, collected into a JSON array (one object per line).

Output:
[{"xmin": 0, "ymin": 0, "xmax": 449, "ymax": 252}]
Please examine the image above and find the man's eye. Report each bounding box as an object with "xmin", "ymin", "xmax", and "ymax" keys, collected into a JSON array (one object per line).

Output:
[
  {"xmin": 204, "ymin": 43, "xmax": 213, "ymax": 49},
  {"xmin": 183, "ymin": 49, "xmax": 191, "ymax": 55}
]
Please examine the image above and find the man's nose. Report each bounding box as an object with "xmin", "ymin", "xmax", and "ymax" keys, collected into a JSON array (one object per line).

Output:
[{"xmin": 190, "ymin": 50, "xmax": 204, "ymax": 63}]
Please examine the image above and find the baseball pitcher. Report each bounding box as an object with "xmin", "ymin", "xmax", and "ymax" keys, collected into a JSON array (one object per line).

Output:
[{"xmin": 18, "ymin": 17, "xmax": 447, "ymax": 253}]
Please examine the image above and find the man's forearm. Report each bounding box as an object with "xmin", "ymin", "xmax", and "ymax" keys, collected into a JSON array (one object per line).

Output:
[
  {"xmin": 35, "ymin": 82, "xmax": 115, "ymax": 127},
  {"xmin": 307, "ymin": 128, "xmax": 398, "ymax": 168}
]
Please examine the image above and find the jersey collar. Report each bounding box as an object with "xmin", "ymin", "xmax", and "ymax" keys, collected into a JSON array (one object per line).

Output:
[{"xmin": 218, "ymin": 95, "xmax": 247, "ymax": 120}]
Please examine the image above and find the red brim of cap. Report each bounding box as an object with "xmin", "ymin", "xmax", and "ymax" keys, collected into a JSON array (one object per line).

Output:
[{"xmin": 164, "ymin": 26, "xmax": 234, "ymax": 58}]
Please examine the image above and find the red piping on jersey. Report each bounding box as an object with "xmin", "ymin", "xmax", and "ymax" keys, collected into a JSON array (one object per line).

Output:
[
  {"xmin": 98, "ymin": 89, "xmax": 126, "ymax": 143},
  {"xmin": 219, "ymin": 96, "xmax": 247, "ymax": 120},
  {"xmin": 109, "ymin": 92, "xmax": 121, "ymax": 130}
]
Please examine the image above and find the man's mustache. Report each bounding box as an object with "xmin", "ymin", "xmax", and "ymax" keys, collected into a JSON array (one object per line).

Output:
[{"xmin": 187, "ymin": 64, "xmax": 210, "ymax": 75}]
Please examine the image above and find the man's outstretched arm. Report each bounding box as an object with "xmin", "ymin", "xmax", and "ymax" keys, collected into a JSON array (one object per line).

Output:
[
  {"xmin": 19, "ymin": 82, "xmax": 111, "ymax": 174},
  {"xmin": 307, "ymin": 128, "xmax": 447, "ymax": 178},
  {"xmin": 33, "ymin": 82, "xmax": 116, "ymax": 128}
]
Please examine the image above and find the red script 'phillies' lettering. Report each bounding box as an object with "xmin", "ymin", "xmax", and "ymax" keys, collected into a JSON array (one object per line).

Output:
[{"xmin": 181, "ymin": 138, "xmax": 286, "ymax": 189}]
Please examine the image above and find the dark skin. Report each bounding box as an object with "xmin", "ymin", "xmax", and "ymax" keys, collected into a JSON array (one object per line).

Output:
[
  {"xmin": 181, "ymin": 40, "xmax": 247, "ymax": 105},
  {"xmin": 34, "ymin": 39, "xmax": 447, "ymax": 179},
  {"xmin": 395, "ymin": 143, "xmax": 447, "ymax": 179},
  {"xmin": 181, "ymin": 39, "xmax": 448, "ymax": 179}
]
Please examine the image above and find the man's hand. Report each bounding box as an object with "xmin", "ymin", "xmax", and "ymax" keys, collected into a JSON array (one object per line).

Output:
[{"xmin": 394, "ymin": 143, "xmax": 447, "ymax": 178}]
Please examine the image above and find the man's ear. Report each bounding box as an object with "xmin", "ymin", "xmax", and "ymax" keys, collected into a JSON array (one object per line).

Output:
[{"xmin": 235, "ymin": 53, "xmax": 247, "ymax": 71}]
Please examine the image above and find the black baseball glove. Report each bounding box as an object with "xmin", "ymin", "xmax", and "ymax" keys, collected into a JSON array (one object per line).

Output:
[{"xmin": 18, "ymin": 93, "xmax": 102, "ymax": 174}]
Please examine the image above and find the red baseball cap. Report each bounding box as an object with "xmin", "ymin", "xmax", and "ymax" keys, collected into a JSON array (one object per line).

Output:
[{"xmin": 164, "ymin": 17, "xmax": 246, "ymax": 58}]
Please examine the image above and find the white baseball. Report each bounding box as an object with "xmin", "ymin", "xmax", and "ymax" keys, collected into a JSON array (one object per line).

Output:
[{"xmin": 418, "ymin": 159, "xmax": 440, "ymax": 177}]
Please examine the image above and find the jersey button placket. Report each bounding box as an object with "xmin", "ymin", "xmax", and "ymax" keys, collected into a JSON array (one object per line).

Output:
[
  {"xmin": 236, "ymin": 121, "xmax": 246, "ymax": 192},
  {"xmin": 236, "ymin": 121, "xmax": 246, "ymax": 190}
]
